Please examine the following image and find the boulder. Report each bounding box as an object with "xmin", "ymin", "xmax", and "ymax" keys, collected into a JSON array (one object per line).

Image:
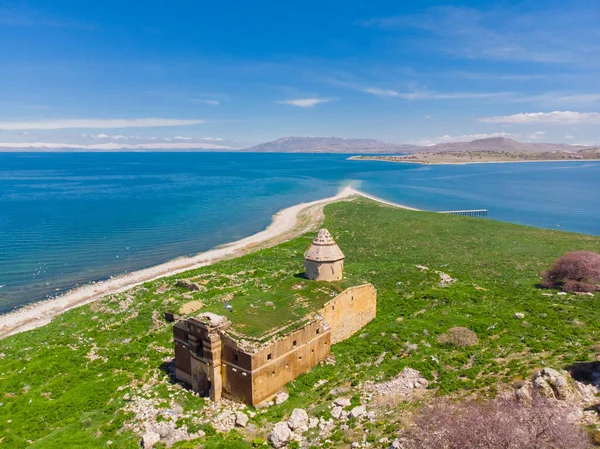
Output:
[
  {"xmin": 287, "ymin": 408, "xmax": 309, "ymax": 430},
  {"xmin": 308, "ymin": 417, "xmax": 319, "ymax": 429},
  {"xmin": 514, "ymin": 312, "xmax": 525, "ymax": 319},
  {"xmin": 334, "ymin": 397, "xmax": 352, "ymax": 407},
  {"xmin": 235, "ymin": 412, "xmax": 249, "ymax": 428},
  {"xmin": 349, "ymin": 405, "xmax": 366, "ymax": 419},
  {"xmin": 269, "ymin": 422, "xmax": 292, "ymax": 448},
  {"xmin": 142, "ymin": 431, "xmax": 160, "ymax": 449}
]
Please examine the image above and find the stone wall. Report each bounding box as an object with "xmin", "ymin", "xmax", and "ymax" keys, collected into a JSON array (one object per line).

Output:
[
  {"xmin": 249, "ymin": 319, "xmax": 331, "ymax": 405},
  {"xmin": 318, "ymin": 284, "xmax": 377, "ymax": 344}
]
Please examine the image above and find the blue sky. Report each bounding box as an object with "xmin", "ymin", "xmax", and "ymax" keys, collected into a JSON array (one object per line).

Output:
[{"xmin": 1, "ymin": 0, "xmax": 600, "ymax": 149}]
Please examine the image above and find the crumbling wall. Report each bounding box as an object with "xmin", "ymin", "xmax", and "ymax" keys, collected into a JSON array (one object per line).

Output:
[
  {"xmin": 249, "ymin": 319, "xmax": 331, "ymax": 405},
  {"xmin": 318, "ymin": 283, "xmax": 377, "ymax": 344}
]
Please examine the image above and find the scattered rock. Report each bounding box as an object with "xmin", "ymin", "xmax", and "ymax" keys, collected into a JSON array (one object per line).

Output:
[
  {"xmin": 265, "ymin": 301, "xmax": 274, "ymax": 307},
  {"xmin": 514, "ymin": 312, "xmax": 525, "ymax": 319},
  {"xmin": 269, "ymin": 422, "xmax": 292, "ymax": 448},
  {"xmin": 436, "ymin": 271, "xmax": 456, "ymax": 287},
  {"xmin": 287, "ymin": 408, "xmax": 309, "ymax": 430},
  {"xmin": 274, "ymin": 392, "xmax": 289, "ymax": 405},
  {"xmin": 142, "ymin": 431, "xmax": 160, "ymax": 449},
  {"xmin": 349, "ymin": 405, "xmax": 366, "ymax": 419},
  {"xmin": 334, "ymin": 397, "xmax": 351, "ymax": 407},
  {"xmin": 404, "ymin": 342, "xmax": 418, "ymax": 353},
  {"xmin": 331, "ymin": 406, "xmax": 344, "ymax": 419},
  {"xmin": 308, "ymin": 417, "xmax": 319, "ymax": 428},
  {"xmin": 235, "ymin": 412, "xmax": 249, "ymax": 428},
  {"xmin": 390, "ymin": 439, "xmax": 402, "ymax": 449}
]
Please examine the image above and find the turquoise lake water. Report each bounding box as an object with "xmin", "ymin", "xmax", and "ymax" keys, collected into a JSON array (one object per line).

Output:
[{"xmin": 1, "ymin": 152, "xmax": 599, "ymax": 312}]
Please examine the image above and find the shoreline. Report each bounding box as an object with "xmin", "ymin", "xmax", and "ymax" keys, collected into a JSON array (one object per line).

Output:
[
  {"xmin": 0, "ymin": 187, "xmax": 416, "ymax": 339},
  {"xmin": 348, "ymin": 156, "xmax": 600, "ymax": 166}
]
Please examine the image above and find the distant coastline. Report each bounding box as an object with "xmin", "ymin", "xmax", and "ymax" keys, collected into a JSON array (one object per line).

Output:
[{"xmin": 349, "ymin": 154, "xmax": 600, "ymax": 166}]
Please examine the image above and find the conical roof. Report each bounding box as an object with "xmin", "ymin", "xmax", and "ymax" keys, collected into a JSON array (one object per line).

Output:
[{"xmin": 304, "ymin": 229, "xmax": 345, "ymax": 262}]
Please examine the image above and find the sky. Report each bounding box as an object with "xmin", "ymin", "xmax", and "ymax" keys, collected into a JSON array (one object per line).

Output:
[{"xmin": 1, "ymin": 0, "xmax": 600, "ymax": 150}]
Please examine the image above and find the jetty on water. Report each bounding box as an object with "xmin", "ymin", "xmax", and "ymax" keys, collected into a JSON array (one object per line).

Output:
[{"xmin": 440, "ymin": 209, "xmax": 489, "ymax": 217}]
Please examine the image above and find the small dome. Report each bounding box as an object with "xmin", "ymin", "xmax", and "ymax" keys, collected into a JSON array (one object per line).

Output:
[{"xmin": 304, "ymin": 229, "xmax": 345, "ymax": 262}]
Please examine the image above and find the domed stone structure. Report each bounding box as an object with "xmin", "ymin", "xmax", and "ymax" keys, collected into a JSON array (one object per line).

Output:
[{"xmin": 304, "ymin": 229, "xmax": 345, "ymax": 281}]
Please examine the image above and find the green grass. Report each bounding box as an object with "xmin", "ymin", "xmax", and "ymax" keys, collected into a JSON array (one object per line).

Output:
[
  {"xmin": 192, "ymin": 269, "xmax": 360, "ymax": 339},
  {"xmin": 1, "ymin": 199, "xmax": 599, "ymax": 448}
]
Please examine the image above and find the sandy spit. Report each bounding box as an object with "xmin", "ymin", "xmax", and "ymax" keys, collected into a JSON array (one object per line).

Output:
[{"xmin": 0, "ymin": 187, "xmax": 417, "ymax": 339}]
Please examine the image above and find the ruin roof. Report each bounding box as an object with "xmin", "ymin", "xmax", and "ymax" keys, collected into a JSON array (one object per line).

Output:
[{"xmin": 304, "ymin": 229, "xmax": 345, "ymax": 262}]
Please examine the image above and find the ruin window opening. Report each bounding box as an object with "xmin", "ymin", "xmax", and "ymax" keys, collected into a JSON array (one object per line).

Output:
[
  {"xmin": 267, "ymin": 353, "xmax": 272, "ymax": 361},
  {"xmin": 234, "ymin": 354, "xmax": 238, "ymax": 362},
  {"xmin": 332, "ymin": 305, "xmax": 335, "ymax": 311},
  {"xmin": 292, "ymin": 340, "xmax": 297, "ymax": 347},
  {"xmin": 316, "ymin": 328, "xmax": 320, "ymax": 335}
]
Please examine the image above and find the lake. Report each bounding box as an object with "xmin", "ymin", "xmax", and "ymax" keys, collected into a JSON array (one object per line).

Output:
[{"xmin": 0, "ymin": 152, "xmax": 598, "ymax": 312}]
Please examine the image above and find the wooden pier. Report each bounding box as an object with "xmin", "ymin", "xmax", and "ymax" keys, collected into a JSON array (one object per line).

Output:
[{"xmin": 440, "ymin": 209, "xmax": 488, "ymax": 217}]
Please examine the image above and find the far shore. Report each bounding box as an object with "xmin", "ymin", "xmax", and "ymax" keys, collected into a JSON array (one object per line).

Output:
[
  {"xmin": 348, "ymin": 155, "xmax": 600, "ymax": 166},
  {"xmin": 0, "ymin": 187, "xmax": 418, "ymax": 339}
]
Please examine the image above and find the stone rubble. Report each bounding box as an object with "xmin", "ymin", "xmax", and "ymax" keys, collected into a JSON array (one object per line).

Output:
[{"xmin": 363, "ymin": 367, "xmax": 429, "ymax": 398}]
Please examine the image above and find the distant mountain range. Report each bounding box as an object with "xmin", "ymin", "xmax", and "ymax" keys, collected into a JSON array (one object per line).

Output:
[
  {"xmin": 243, "ymin": 137, "xmax": 420, "ymax": 153},
  {"xmin": 409, "ymin": 137, "xmax": 597, "ymax": 154},
  {"xmin": 243, "ymin": 136, "xmax": 597, "ymax": 154}
]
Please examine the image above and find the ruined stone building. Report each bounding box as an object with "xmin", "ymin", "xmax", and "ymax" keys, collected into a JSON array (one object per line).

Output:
[{"xmin": 173, "ymin": 229, "xmax": 376, "ymax": 405}]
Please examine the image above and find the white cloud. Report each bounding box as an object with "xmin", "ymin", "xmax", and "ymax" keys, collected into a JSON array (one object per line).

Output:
[
  {"xmin": 479, "ymin": 111, "xmax": 600, "ymax": 124},
  {"xmin": 280, "ymin": 98, "xmax": 334, "ymax": 108},
  {"xmin": 200, "ymin": 137, "xmax": 224, "ymax": 141},
  {"xmin": 0, "ymin": 141, "xmax": 232, "ymax": 151},
  {"xmin": 414, "ymin": 132, "xmax": 514, "ymax": 146},
  {"xmin": 93, "ymin": 133, "xmax": 110, "ymax": 139},
  {"xmin": 0, "ymin": 118, "xmax": 205, "ymax": 130},
  {"xmin": 364, "ymin": 87, "xmax": 400, "ymax": 97},
  {"xmin": 565, "ymin": 134, "xmax": 575, "ymax": 140},
  {"xmin": 525, "ymin": 131, "xmax": 546, "ymax": 141},
  {"xmin": 191, "ymin": 99, "xmax": 220, "ymax": 106},
  {"xmin": 174, "ymin": 136, "xmax": 192, "ymax": 140},
  {"xmin": 363, "ymin": 87, "xmax": 510, "ymax": 100}
]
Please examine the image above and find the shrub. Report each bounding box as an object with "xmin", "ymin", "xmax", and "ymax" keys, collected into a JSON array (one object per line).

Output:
[
  {"xmin": 399, "ymin": 392, "xmax": 591, "ymax": 448},
  {"xmin": 438, "ymin": 327, "xmax": 478, "ymax": 347},
  {"xmin": 541, "ymin": 251, "xmax": 600, "ymax": 292}
]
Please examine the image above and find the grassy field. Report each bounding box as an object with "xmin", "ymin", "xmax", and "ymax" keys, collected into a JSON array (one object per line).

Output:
[{"xmin": 1, "ymin": 198, "xmax": 599, "ymax": 448}]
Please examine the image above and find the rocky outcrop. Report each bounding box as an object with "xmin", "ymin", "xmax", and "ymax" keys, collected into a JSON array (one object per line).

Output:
[
  {"xmin": 516, "ymin": 367, "xmax": 573, "ymax": 401},
  {"xmin": 175, "ymin": 280, "xmax": 206, "ymax": 292}
]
